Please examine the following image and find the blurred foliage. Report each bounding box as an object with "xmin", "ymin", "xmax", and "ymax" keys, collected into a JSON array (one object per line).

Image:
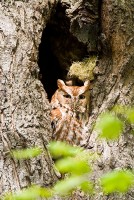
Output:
[
  {"xmin": 95, "ymin": 112, "xmax": 124, "ymax": 140},
  {"xmin": 101, "ymin": 170, "xmax": 134, "ymax": 194},
  {"xmin": 53, "ymin": 176, "xmax": 93, "ymax": 196},
  {"xmin": 113, "ymin": 105, "xmax": 134, "ymax": 124},
  {"xmin": 3, "ymin": 142, "xmax": 93, "ymax": 199},
  {"xmin": 3, "ymin": 185, "xmax": 52, "ymax": 200},
  {"xmin": 2, "ymin": 106, "xmax": 134, "ymax": 199},
  {"xmin": 11, "ymin": 147, "xmax": 42, "ymax": 159},
  {"xmin": 49, "ymin": 141, "xmax": 93, "ymax": 196},
  {"xmin": 55, "ymin": 157, "xmax": 90, "ymax": 175},
  {"xmin": 95, "ymin": 105, "xmax": 134, "ymax": 140},
  {"xmin": 47, "ymin": 141, "xmax": 82, "ymax": 158}
]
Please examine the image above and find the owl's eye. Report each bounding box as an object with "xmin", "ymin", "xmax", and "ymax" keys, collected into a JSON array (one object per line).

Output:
[
  {"xmin": 63, "ymin": 94, "xmax": 71, "ymax": 98},
  {"xmin": 79, "ymin": 94, "xmax": 85, "ymax": 99}
]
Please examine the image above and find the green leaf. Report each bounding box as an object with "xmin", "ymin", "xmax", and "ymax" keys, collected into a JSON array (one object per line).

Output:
[
  {"xmin": 95, "ymin": 113, "xmax": 123, "ymax": 140},
  {"xmin": 80, "ymin": 181, "xmax": 93, "ymax": 194},
  {"xmin": 48, "ymin": 141, "xmax": 82, "ymax": 158},
  {"xmin": 113, "ymin": 105, "xmax": 134, "ymax": 125},
  {"xmin": 3, "ymin": 185, "xmax": 52, "ymax": 200},
  {"xmin": 126, "ymin": 108, "xmax": 134, "ymax": 124},
  {"xmin": 11, "ymin": 147, "xmax": 42, "ymax": 159},
  {"xmin": 101, "ymin": 170, "xmax": 134, "ymax": 194},
  {"xmin": 56, "ymin": 157, "xmax": 90, "ymax": 175},
  {"xmin": 112, "ymin": 105, "xmax": 126, "ymax": 114},
  {"xmin": 53, "ymin": 176, "xmax": 85, "ymax": 195}
]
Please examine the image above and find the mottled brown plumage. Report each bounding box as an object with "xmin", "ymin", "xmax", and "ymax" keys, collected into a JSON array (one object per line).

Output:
[{"xmin": 50, "ymin": 79, "xmax": 90, "ymax": 145}]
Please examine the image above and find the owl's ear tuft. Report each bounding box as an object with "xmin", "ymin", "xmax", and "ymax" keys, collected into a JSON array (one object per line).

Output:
[
  {"xmin": 57, "ymin": 79, "xmax": 65, "ymax": 89},
  {"xmin": 84, "ymin": 80, "xmax": 90, "ymax": 89},
  {"xmin": 84, "ymin": 80, "xmax": 90, "ymax": 86}
]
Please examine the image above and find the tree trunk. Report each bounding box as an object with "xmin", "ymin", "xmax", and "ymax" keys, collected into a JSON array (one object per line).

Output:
[
  {"xmin": 0, "ymin": 0, "xmax": 58, "ymax": 195},
  {"xmin": 0, "ymin": 0, "xmax": 134, "ymax": 199},
  {"xmin": 87, "ymin": 0, "xmax": 134, "ymax": 199}
]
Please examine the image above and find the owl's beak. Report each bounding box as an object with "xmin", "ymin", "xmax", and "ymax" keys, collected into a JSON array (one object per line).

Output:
[{"xmin": 70, "ymin": 102, "xmax": 75, "ymax": 110}]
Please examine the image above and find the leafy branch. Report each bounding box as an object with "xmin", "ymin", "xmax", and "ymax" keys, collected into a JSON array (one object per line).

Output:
[{"xmin": 2, "ymin": 106, "xmax": 134, "ymax": 199}]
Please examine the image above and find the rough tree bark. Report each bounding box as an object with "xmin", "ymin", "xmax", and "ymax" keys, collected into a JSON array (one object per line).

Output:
[
  {"xmin": 0, "ymin": 0, "xmax": 58, "ymax": 195},
  {"xmin": 87, "ymin": 0, "xmax": 134, "ymax": 199},
  {"xmin": 0, "ymin": 0, "xmax": 134, "ymax": 200}
]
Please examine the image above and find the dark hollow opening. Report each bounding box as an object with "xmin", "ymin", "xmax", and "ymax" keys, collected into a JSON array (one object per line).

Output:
[{"xmin": 38, "ymin": 2, "xmax": 88, "ymax": 100}]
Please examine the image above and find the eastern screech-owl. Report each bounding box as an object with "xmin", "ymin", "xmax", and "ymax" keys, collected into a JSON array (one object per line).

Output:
[{"xmin": 50, "ymin": 79, "xmax": 90, "ymax": 145}]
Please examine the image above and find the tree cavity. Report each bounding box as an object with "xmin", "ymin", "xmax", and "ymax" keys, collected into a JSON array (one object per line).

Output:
[{"xmin": 38, "ymin": 2, "xmax": 88, "ymax": 99}]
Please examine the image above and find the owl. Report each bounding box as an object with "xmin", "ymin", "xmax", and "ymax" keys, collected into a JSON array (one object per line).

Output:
[{"xmin": 50, "ymin": 79, "xmax": 90, "ymax": 146}]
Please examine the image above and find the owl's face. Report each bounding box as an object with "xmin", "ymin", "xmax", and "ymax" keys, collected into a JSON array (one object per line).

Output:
[{"xmin": 56, "ymin": 79, "xmax": 90, "ymax": 113}]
